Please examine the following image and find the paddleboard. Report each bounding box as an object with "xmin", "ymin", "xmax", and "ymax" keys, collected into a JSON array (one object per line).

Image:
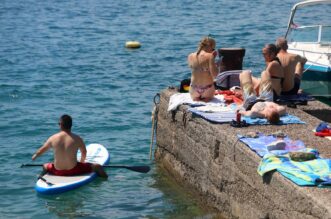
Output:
[{"xmin": 35, "ymin": 143, "xmax": 110, "ymax": 195}]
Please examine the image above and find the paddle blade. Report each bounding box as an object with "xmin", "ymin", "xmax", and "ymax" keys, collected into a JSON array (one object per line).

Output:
[
  {"xmin": 104, "ymin": 165, "xmax": 151, "ymax": 173},
  {"xmin": 124, "ymin": 165, "xmax": 151, "ymax": 173}
]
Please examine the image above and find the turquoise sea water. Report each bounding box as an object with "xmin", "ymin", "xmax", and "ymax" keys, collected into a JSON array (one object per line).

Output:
[{"xmin": 0, "ymin": 0, "xmax": 323, "ymax": 218}]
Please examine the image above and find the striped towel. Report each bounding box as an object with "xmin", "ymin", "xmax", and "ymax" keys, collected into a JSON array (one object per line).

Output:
[
  {"xmin": 189, "ymin": 106, "xmax": 236, "ymax": 123},
  {"xmin": 258, "ymin": 149, "xmax": 331, "ymax": 186}
]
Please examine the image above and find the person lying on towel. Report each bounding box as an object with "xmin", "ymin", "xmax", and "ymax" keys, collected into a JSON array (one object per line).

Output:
[{"xmin": 237, "ymin": 70, "xmax": 286, "ymax": 124}]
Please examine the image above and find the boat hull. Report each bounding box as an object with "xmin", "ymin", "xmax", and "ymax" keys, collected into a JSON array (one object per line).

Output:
[{"xmin": 301, "ymin": 70, "xmax": 331, "ymax": 97}]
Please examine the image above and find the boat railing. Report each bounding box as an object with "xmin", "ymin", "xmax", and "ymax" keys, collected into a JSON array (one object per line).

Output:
[
  {"xmin": 287, "ymin": 47, "xmax": 330, "ymax": 56},
  {"xmin": 287, "ymin": 24, "xmax": 331, "ymax": 44}
]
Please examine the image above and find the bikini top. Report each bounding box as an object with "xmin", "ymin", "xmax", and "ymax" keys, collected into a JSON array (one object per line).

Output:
[{"xmin": 269, "ymin": 57, "xmax": 284, "ymax": 85}]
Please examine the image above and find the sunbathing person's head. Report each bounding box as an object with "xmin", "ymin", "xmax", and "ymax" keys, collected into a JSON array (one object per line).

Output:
[
  {"xmin": 265, "ymin": 109, "xmax": 280, "ymax": 124},
  {"xmin": 262, "ymin": 44, "xmax": 278, "ymax": 62}
]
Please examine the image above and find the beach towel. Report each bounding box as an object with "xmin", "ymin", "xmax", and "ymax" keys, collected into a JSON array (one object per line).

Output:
[
  {"xmin": 275, "ymin": 93, "xmax": 314, "ymax": 105},
  {"xmin": 258, "ymin": 150, "xmax": 331, "ymax": 186},
  {"xmin": 215, "ymin": 70, "xmax": 242, "ymax": 90},
  {"xmin": 188, "ymin": 106, "xmax": 236, "ymax": 123},
  {"xmin": 242, "ymin": 114, "xmax": 305, "ymax": 125},
  {"xmin": 168, "ymin": 93, "xmax": 226, "ymax": 111},
  {"xmin": 238, "ymin": 133, "xmax": 306, "ymax": 157}
]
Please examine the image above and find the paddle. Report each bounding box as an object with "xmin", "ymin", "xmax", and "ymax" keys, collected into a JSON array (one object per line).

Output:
[
  {"xmin": 20, "ymin": 164, "xmax": 151, "ymax": 173},
  {"xmin": 37, "ymin": 175, "xmax": 54, "ymax": 186}
]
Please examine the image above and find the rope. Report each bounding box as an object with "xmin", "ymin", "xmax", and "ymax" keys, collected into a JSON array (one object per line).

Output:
[
  {"xmin": 149, "ymin": 93, "xmax": 160, "ymax": 160},
  {"xmin": 303, "ymin": 52, "xmax": 324, "ymax": 73},
  {"xmin": 302, "ymin": 42, "xmax": 331, "ymax": 73}
]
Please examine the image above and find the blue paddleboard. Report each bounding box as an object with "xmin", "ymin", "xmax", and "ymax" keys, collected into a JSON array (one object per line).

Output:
[{"xmin": 35, "ymin": 143, "xmax": 109, "ymax": 195}]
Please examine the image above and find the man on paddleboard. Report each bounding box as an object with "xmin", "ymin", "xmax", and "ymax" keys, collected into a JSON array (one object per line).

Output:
[{"xmin": 32, "ymin": 114, "xmax": 108, "ymax": 178}]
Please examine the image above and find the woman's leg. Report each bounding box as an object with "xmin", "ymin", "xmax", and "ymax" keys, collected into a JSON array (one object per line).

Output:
[{"xmin": 240, "ymin": 70, "xmax": 255, "ymax": 96}]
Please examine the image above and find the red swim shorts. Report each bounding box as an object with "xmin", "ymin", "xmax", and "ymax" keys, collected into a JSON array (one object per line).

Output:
[{"xmin": 46, "ymin": 162, "xmax": 93, "ymax": 176}]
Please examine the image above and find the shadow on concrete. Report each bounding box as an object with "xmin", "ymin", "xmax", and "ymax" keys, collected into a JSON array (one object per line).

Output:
[
  {"xmin": 303, "ymin": 109, "xmax": 331, "ymax": 123},
  {"xmin": 262, "ymin": 170, "xmax": 277, "ymax": 184}
]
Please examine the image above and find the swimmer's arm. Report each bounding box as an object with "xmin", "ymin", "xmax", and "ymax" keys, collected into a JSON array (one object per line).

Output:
[
  {"xmin": 78, "ymin": 137, "xmax": 87, "ymax": 163},
  {"xmin": 296, "ymin": 55, "xmax": 307, "ymax": 65},
  {"xmin": 32, "ymin": 138, "xmax": 52, "ymax": 160},
  {"xmin": 187, "ymin": 53, "xmax": 195, "ymax": 69},
  {"xmin": 209, "ymin": 52, "xmax": 219, "ymax": 78}
]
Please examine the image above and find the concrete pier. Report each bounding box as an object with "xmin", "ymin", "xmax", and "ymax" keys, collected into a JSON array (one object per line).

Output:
[{"xmin": 154, "ymin": 88, "xmax": 331, "ymax": 219}]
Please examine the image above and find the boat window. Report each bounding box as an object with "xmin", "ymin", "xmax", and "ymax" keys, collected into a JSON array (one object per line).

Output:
[
  {"xmin": 288, "ymin": 3, "xmax": 331, "ymax": 43},
  {"xmin": 321, "ymin": 26, "xmax": 331, "ymax": 43},
  {"xmin": 288, "ymin": 26, "xmax": 319, "ymax": 43},
  {"xmin": 288, "ymin": 25, "xmax": 331, "ymax": 44}
]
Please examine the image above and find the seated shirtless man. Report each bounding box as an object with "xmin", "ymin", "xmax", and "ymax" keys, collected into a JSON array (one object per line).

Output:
[
  {"xmin": 238, "ymin": 70, "xmax": 286, "ymax": 124},
  {"xmin": 276, "ymin": 37, "xmax": 307, "ymax": 95},
  {"xmin": 32, "ymin": 114, "xmax": 108, "ymax": 178}
]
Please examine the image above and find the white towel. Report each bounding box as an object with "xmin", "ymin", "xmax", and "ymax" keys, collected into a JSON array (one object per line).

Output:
[{"xmin": 168, "ymin": 93, "xmax": 225, "ymax": 111}]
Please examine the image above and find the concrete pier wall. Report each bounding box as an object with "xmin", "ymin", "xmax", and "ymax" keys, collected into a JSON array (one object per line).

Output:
[{"xmin": 155, "ymin": 88, "xmax": 331, "ymax": 219}]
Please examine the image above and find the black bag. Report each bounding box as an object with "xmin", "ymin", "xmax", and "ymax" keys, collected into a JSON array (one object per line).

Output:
[{"xmin": 179, "ymin": 78, "xmax": 191, "ymax": 93}]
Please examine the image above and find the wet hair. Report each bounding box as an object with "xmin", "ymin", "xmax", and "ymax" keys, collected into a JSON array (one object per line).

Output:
[
  {"xmin": 275, "ymin": 37, "xmax": 288, "ymax": 51},
  {"xmin": 264, "ymin": 43, "xmax": 279, "ymax": 55},
  {"xmin": 197, "ymin": 36, "xmax": 216, "ymax": 55},
  {"xmin": 60, "ymin": 114, "xmax": 72, "ymax": 130},
  {"xmin": 266, "ymin": 110, "xmax": 280, "ymax": 124}
]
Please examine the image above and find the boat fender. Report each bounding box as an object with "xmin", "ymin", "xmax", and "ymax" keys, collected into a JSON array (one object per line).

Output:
[{"xmin": 125, "ymin": 41, "xmax": 141, "ymax": 49}]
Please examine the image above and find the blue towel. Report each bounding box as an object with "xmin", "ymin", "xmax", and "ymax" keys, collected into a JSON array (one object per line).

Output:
[
  {"xmin": 243, "ymin": 114, "xmax": 305, "ymax": 125},
  {"xmin": 258, "ymin": 150, "xmax": 331, "ymax": 187},
  {"xmin": 238, "ymin": 133, "xmax": 306, "ymax": 157}
]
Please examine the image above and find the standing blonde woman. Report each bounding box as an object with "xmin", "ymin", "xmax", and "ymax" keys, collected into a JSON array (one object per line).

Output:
[{"xmin": 188, "ymin": 36, "xmax": 219, "ymax": 102}]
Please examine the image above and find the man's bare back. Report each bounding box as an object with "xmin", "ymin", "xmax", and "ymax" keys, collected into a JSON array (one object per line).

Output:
[
  {"xmin": 278, "ymin": 52, "xmax": 303, "ymax": 92},
  {"xmin": 276, "ymin": 37, "xmax": 307, "ymax": 93},
  {"xmin": 32, "ymin": 115, "xmax": 107, "ymax": 178},
  {"xmin": 48, "ymin": 131, "xmax": 85, "ymax": 170}
]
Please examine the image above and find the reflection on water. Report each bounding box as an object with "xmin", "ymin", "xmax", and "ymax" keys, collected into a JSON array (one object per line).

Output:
[{"xmin": 151, "ymin": 165, "xmax": 226, "ymax": 219}]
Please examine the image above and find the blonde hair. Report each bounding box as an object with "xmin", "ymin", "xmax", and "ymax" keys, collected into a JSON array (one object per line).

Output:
[{"xmin": 197, "ymin": 36, "xmax": 216, "ymax": 55}]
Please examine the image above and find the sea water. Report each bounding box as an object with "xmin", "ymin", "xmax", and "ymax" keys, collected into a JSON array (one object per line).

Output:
[{"xmin": 0, "ymin": 0, "xmax": 322, "ymax": 218}]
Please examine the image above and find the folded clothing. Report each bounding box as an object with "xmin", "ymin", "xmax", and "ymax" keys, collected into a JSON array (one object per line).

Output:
[
  {"xmin": 267, "ymin": 140, "xmax": 286, "ymax": 151},
  {"xmin": 315, "ymin": 129, "xmax": 331, "ymax": 137},
  {"xmin": 289, "ymin": 151, "xmax": 317, "ymax": 162},
  {"xmin": 316, "ymin": 122, "xmax": 331, "ymax": 132},
  {"xmin": 275, "ymin": 93, "xmax": 314, "ymax": 105},
  {"xmin": 315, "ymin": 122, "xmax": 331, "ymax": 137}
]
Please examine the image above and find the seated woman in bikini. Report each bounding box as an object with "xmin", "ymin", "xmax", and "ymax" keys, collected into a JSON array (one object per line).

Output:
[
  {"xmin": 252, "ymin": 43, "xmax": 284, "ymax": 100},
  {"xmin": 188, "ymin": 36, "xmax": 219, "ymax": 102}
]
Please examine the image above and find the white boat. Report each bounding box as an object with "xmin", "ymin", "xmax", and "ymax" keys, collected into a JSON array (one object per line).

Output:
[{"xmin": 285, "ymin": 0, "xmax": 331, "ymax": 97}]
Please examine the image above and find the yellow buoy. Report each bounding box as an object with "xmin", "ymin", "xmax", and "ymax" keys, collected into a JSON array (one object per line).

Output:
[{"xmin": 125, "ymin": 41, "xmax": 141, "ymax": 49}]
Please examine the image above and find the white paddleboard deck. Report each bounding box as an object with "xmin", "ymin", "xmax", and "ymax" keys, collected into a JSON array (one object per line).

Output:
[{"xmin": 35, "ymin": 143, "xmax": 109, "ymax": 195}]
